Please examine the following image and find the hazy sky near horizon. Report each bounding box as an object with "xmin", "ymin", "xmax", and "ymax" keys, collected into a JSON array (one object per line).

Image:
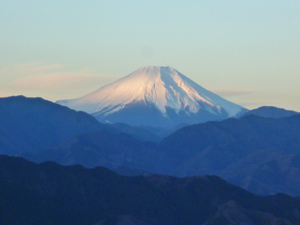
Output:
[{"xmin": 1, "ymin": 1, "xmax": 300, "ymax": 111}]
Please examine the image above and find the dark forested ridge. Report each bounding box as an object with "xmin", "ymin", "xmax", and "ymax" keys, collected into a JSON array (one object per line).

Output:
[{"xmin": 1, "ymin": 155, "xmax": 300, "ymax": 225}]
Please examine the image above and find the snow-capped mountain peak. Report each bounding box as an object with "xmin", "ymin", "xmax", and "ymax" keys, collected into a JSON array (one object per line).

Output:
[{"xmin": 57, "ymin": 66, "xmax": 247, "ymax": 128}]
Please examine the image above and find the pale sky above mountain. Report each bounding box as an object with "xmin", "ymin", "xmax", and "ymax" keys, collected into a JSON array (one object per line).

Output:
[{"xmin": 1, "ymin": 1, "xmax": 300, "ymax": 111}]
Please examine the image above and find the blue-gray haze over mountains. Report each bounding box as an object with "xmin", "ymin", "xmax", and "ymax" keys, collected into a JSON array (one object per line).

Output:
[{"xmin": 1, "ymin": 96, "xmax": 300, "ymax": 197}]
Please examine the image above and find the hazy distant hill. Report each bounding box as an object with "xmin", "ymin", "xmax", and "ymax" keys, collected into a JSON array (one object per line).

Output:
[
  {"xmin": 0, "ymin": 96, "xmax": 162, "ymax": 157},
  {"xmin": 0, "ymin": 96, "xmax": 105, "ymax": 155},
  {"xmin": 1, "ymin": 155, "xmax": 300, "ymax": 225},
  {"xmin": 157, "ymin": 114, "xmax": 300, "ymax": 195},
  {"xmin": 239, "ymin": 106, "xmax": 299, "ymax": 118},
  {"xmin": 26, "ymin": 129, "xmax": 161, "ymax": 172},
  {"xmin": 103, "ymin": 122, "xmax": 162, "ymax": 142},
  {"xmin": 25, "ymin": 114, "xmax": 300, "ymax": 196}
]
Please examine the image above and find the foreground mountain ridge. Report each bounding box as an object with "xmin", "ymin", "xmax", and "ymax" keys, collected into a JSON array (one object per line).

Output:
[
  {"xmin": 57, "ymin": 66, "xmax": 248, "ymax": 128},
  {"xmin": 1, "ymin": 155, "xmax": 300, "ymax": 225}
]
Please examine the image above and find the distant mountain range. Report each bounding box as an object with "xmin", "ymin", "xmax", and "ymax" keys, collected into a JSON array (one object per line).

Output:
[
  {"xmin": 1, "ymin": 155, "xmax": 300, "ymax": 225},
  {"xmin": 240, "ymin": 106, "xmax": 299, "ymax": 118},
  {"xmin": 29, "ymin": 114, "xmax": 300, "ymax": 196},
  {"xmin": 2, "ymin": 64, "xmax": 300, "ymax": 224},
  {"xmin": 157, "ymin": 114, "xmax": 300, "ymax": 195},
  {"xmin": 57, "ymin": 66, "xmax": 248, "ymax": 128},
  {"xmin": 1, "ymin": 95, "xmax": 300, "ymax": 197}
]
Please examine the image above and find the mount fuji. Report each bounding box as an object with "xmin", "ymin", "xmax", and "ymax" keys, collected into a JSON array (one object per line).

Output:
[{"xmin": 57, "ymin": 66, "xmax": 248, "ymax": 128}]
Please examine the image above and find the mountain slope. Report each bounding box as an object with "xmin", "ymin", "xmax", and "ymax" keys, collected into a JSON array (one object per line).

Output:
[
  {"xmin": 1, "ymin": 155, "xmax": 300, "ymax": 225},
  {"xmin": 57, "ymin": 66, "xmax": 247, "ymax": 128},
  {"xmin": 0, "ymin": 95, "xmax": 163, "ymax": 157},
  {"xmin": 157, "ymin": 114, "xmax": 300, "ymax": 195},
  {"xmin": 221, "ymin": 149, "xmax": 300, "ymax": 196},
  {"xmin": 3, "ymin": 96, "xmax": 300, "ymax": 196},
  {"xmin": 23, "ymin": 112, "xmax": 300, "ymax": 195},
  {"xmin": 0, "ymin": 96, "xmax": 105, "ymax": 155},
  {"xmin": 26, "ymin": 129, "xmax": 161, "ymax": 172},
  {"xmin": 239, "ymin": 106, "xmax": 299, "ymax": 118},
  {"xmin": 103, "ymin": 122, "xmax": 162, "ymax": 142}
]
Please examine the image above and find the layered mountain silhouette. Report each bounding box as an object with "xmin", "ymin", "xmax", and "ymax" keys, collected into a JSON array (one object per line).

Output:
[
  {"xmin": 0, "ymin": 96, "xmax": 161, "ymax": 155},
  {"xmin": 1, "ymin": 155, "xmax": 300, "ymax": 225},
  {"xmin": 27, "ymin": 114, "xmax": 300, "ymax": 196},
  {"xmin": 1, "ymin": 96, "xmax": 300, "ymax": 196},
  {"xmin": 57, "ymin": 66, "xmax": 248, "ymax": 128},
  {"xmin": 157, "ymin": 114, "xmax": 300, "ymax": 195}
]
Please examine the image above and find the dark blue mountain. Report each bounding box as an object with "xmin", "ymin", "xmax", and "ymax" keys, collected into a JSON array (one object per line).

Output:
[
  {"xmin": 1, "ymin": 155, "xmax": 300, "ymax": 225},
  {"xmin": 157, "ymin": 114, "xmax": 300, "ymax": 195},
  {"xmin": 2, "ymin": 96, "xmax": 300, "ymax": 196},
  {"xmin": 0, "ymin": 96, "xmax": 161, "ymax": 157},
  {"xmin": 239, "ymin": 106, "xmax": 299, "ymax": 118},
  {"xmin": 0, "ymin": 96, "xmax": 105, "ymax": 155}
]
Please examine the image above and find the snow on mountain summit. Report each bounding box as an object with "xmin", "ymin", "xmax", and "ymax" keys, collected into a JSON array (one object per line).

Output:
[{"xmin": 57, "ymin": 66, "xmax": 248, "ymax": 128}]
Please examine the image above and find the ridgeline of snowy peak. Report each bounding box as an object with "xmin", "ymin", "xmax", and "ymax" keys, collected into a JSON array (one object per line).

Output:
[{"xmin": 57, "ymin": 66, "xmax": 248, "ymax": 128}]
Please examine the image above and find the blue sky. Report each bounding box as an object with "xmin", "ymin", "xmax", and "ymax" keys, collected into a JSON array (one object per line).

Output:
[{"xmin": 1, "ymin": 1, "xmax": 300, "ymax": 111}]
